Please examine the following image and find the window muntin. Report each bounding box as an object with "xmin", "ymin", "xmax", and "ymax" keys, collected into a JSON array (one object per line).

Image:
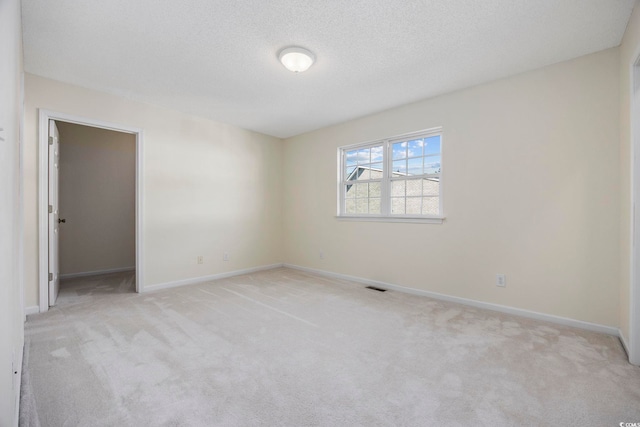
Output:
[{"xmin": 340, "ymin": 129, "xmax": 442, "ymax": 219}]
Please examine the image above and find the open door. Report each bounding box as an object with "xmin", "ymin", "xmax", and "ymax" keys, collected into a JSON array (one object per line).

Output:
[
  {"xmin": 38, "ymin": 110, "xmax": 144, "ymax": 312},
  {"xmin": 48, "ymin": 120, "xmax": 60, "ymax": 306}
]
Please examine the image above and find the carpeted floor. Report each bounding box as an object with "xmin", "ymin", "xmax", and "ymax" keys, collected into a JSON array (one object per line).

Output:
[{"xmin": 20, "ymin": 267, "xmax": 640, "ymax": 426}]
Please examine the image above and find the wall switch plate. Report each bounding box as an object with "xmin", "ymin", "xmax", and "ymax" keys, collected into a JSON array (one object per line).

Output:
[
  {"xmin": 496, "ymin": 274, "xmax": 506, "ymax": 287},
  {"xmin": 223, "ymin": 252, "xmax": 230, "ymax": 261},
  {"xmin": 197, "ymin": 256, "xmax": 203, "ymax": 264},
  {"xmin": 319, "ymin": 250, "xmax": 324, "ymax": 259}
]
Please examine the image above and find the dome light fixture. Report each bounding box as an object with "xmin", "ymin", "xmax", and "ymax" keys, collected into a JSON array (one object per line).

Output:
[{"xmin": 278, "ymin": 47, "xmax": 315, "ymax": 73}]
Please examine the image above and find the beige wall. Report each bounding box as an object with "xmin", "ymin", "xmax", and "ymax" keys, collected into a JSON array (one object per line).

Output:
[
  {"xmin": 0, "ymin": 0, "xmax": 23, "ymax": 424},
  {"xmin": 20, "ymin": 12, "xmax": 634, "ymax": 339},
  {"xmin": 23, "ymin": 74, "xmax": 284, "ymax": 307},
  {"xmin": 283, "ymin": 48, "xmax": 621, "ymax": 327},
  {"xmin": 57, "ymin": 122, "xmax": 136, "ymax": 275},
  {"xmin": 619, "ymin": 1, "xmax": 640, "ymax": 345}
]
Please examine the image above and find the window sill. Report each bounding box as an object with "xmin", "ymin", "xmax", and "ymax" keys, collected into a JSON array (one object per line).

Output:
[{"xmin": 335, "ymin": 215, "xmax": 445, "ymax": 224}]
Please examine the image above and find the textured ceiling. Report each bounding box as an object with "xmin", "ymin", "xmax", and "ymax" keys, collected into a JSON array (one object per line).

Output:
[{"xmin": 22, "ymin": 0, "xmax": 636, "ymax": 138}]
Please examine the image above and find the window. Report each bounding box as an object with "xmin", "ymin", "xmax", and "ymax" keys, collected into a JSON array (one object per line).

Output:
[{"xmin": 339, "ymin": 128, "xmax": 443, "ymax": 222}]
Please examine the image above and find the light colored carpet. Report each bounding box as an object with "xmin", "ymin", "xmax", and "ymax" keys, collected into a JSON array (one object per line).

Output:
[{"xmin": 20, "ymin": 267, "xmax": 640, "ymax": 426}]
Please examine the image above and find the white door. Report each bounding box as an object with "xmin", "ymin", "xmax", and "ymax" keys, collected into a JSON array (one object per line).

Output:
[{"xmin": 48, "ymin": 120, "xmax": 60, "ymax": 306}]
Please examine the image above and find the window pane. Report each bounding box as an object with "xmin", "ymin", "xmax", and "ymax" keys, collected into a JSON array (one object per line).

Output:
[
  {"xmin": 346, "ymin": 150, "xmax": 358, "ymax": 166},
  {"xmin": 355, "ymin": 183, "xmax": 368, "ymax": 198},
  {"xmin": 345, "ymin": 184, "xmax": 356, "ymax": 198},
  {"xmin": 369, "ymin": 182, "xmax": 381, "ymax": 197},
  {"xmin": 370, "ymin": 162, "xmax": 383, "ymax": 179},
  {"xmin": 345, "ymin": 165, "xmax": 357, "ymax": 179},
  {"xmin": 391, "ymin": 197, "xmax": 405, "ymax": 214},
  {"xmin": 422, "ymin": 196, "xmax": 439, "ymax": 215},
  {"xmin": 424, "ymin": 136, "xmax": 441, "ymax": 155},
  {"xmin": 392, "ymin": 159, "xmax": 406, "ymax": 175},
  {"xmin": 392, "ymin": 142, "xmax": 406, "ymax": 160},
  {"xmin": 391, "ymin": 180, "xmax": 405, "ymax": 197},
  {"xmin": 357, "ymin": 148, "xmax": 370, "ymax": 164},
  {"xmin": 356, "ymin": 198, "xmax": 368, "ymax": 214},
  {"xmin": 408, "ymin": 139, "xmax": 424, "ymax": 158},
  {"xmin": 423, "ymin": 178, "xmax": 440, "ymax": 196},
  {"xmin": 406, "ymin": 179, "xmax": 422, "ymax": 196},
  {"xmin": 345, "ymin": 198, "xmax": 356, "ymax": 213},
  {"xmin": 406, "ymin": 197, "xmax": 422, "ymax": 215},
  {"xmin": 358, "ymin": 166, "xmax": 370, "ymax": 180},
  {"xmin": 369, "ymin": 198, "xmax": 381, "ymax": 214},
  {"xmin": 407, "ymin": 157, "xmax": 422, "ymax": 176},
  {"xmin": 424, "ymin": 156, "xmax": 441, "ymax": 174},
  {"xmin": 371, "ymin": 145, "xmax": 383, "ymax": 162}
]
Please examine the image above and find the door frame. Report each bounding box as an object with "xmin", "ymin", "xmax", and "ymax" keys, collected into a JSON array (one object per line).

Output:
[
  {"xmin": 630, "ymin": 51, "xmax": 640, "ymax": 366},
  {"xmin": 38, "ymin": 109, "xmax": 145, "ymax": 312},
  {"xmin": 48, "ymin": 120, "xmax": 60, "ymax": 306}
]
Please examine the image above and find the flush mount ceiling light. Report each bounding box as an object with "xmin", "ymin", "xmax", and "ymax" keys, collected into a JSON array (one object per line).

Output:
[{"xmin": 278, "ymin": 47, "xmax": 315, "ymax": 73}]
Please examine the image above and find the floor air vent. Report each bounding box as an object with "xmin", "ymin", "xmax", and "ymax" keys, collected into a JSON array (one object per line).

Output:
[{"xmin": 365, "ymin": 286, "xmax": 387, "ymax": 292}]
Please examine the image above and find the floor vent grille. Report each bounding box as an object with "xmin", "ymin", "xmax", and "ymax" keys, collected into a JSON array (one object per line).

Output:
[{"xmin": 365, "ymin": 286, "xmax": 387, "ymax": 292}]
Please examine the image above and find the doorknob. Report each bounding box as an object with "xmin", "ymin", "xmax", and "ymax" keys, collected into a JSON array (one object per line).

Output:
[{"xmin": 58, "ymin": 218, "xmax": 66, "ymax": 223}]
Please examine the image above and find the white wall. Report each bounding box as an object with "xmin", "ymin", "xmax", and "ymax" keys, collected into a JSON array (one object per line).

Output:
[
  {"xmin": 619, "ymin": 0, "xmax": 640, "ymax": 349},
  {"xmin": 57, "ymin": 122, "xmax": 136, "ymax": 276},
  {"xmin": 283, "ymin": 48, "xmax": 621, "ymax": 328},
  {"xmin": 0, "ymin": 0, "xmax": 24, "ymax": 424},
  {"xmin": 23, "ymin": 74, "xmax": 284, "ymax": 307}
]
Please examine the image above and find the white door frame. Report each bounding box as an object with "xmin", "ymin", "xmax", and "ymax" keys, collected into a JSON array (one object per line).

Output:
[
  {"xmin": 48, "ymin": 120, "xmax": 60, "ymax": 306},
  {"xmin": 630, "ymin": 51, "xmax": 640, "ymax": 366},
  {"xmin": 38, "ymin": 109, "xmax": 145, "ymax": 312}
]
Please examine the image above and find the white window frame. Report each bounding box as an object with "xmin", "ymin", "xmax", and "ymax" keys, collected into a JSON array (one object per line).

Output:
[{"xmin": 337, "ymin": 127, "xmax": 444, "ymax": 224}]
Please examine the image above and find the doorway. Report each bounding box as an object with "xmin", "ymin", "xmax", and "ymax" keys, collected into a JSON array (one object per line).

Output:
[
  {"xmin": 38, "ymin": 110, "xmax": 144, "ymax": 312},
  {"xmin": 57, "ymin": 121, "xmax": 136, "ymax": 294}
]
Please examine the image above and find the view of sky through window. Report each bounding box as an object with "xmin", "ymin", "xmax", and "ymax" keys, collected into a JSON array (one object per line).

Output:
[{"xmin": 341, "ymin": 131, "xmax": 442, "ymax": 218}]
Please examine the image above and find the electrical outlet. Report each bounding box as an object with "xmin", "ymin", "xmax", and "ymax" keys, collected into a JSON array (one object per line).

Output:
[
  {"xmin": 197, "ymin": 255, "xmax": 203, "ymax": 264},
  {"xmin": 223, "ymin": 252, "xmax": 230, "ymax": 261},
  {"xmin": 496, "ymin": 274, "xmax": 506, "ymax": 287},
  {"xmin": 319, "ymin": 250, "xmax": 324, "ymax": 260}
]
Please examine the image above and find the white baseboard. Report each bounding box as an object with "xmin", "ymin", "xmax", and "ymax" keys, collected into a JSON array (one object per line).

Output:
[
  {"xmin": 283, "ymin": 263, "xmax": 620, "ymax": 337},
  {"xmin": 144, "ymin": 263, "xmax": 284, "ymax": 293},
  {"xmin": 24, "ymin": 306, "xmax": 40, "ymax": 316},
  {"xmin": 60, "ymin": 266, "xmax": 135, "ymax": 280}
]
